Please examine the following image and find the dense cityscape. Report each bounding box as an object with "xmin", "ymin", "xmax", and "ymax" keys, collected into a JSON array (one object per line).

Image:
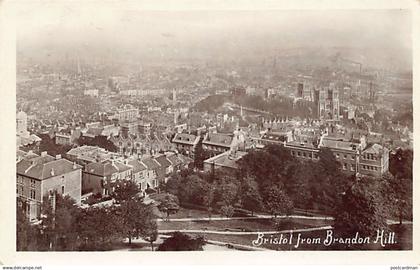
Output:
[{"xmin": 16, "ymin": 9, "xmax": 413, "ymax": 251}]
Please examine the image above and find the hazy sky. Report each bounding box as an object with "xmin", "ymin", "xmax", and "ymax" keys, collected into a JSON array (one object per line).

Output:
[{"xmin": 16, "ymin": 4, "xmax": 412, "ymax": 68}]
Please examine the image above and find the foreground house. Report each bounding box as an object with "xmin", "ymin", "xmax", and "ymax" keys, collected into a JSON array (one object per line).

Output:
[
  {"xmin": 16, "ymin": 152, "xmax": 82, "ymax": 221},
  {"xmin": 82, "ymin": 159, "xmax": 132, "ymax": 196}
]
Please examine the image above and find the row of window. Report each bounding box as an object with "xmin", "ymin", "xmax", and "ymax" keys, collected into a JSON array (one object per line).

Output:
[
  {"xmin": 203, "ymin": 145, "xmax": 226, "ymax": 151},
  {"xmin": 335, "ymin": 153, "xmax": 356, "ymax": 160},
  {"xmin": 342, "ymin": 163, "xmax": 356, "ymax": 171},
  {"xmin": 361, "ymin": 165, "xmax": 380, "ymax": 171},
  {"xmin": 291, "ymin": 150, "xmax": 319, "ymax": 159},
  {"xmin": 362, "ymin": 154, "xmax": 378, "ymax": 161},
  {"xmin": 119, "ymin": 142, "xmax": 142, "ymax": 147},
  {"xmin": 16, "ymin": 186, "xmax": 36, "ymax": 199},
  {"xmin": 17, "ymin": 177, "xmax": 37, "ymax": 186}
]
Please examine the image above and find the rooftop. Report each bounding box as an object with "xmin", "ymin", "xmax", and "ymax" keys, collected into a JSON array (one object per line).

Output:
[
  {"xmin": 172, "ymin": 133, "xmax": 199, "ymax": 145},
  {"xmin": 204, "ymin": 150, "xmax": 247, "ymax": 170},
  {"xmin": 155, "ymin": 155, "xmax": 171, "ymax": 168},
  {"xmin": 141, "ymin": 157, "xmax": 161, "ymax": 170},
  {"xmin": 319, "ymin": 138, "xmax": 358, "ymax": 151},
  {"xmin": 128, "ymin": 159, "xmax": 147, "ymax": 173},
  {"xmin": 203, "ymin": 133, "xmax": 233, "ymax": 147},
  {"xmin": 17, "ymin": 157, "xmax": 82, "ymax": 180},
  {"xmin": 85, "ymin": 160, "xmax": 131, "ymax": 177},
  {"xmin": 362, "ymin": 143, "xmax": 387, "ymax": 154}
]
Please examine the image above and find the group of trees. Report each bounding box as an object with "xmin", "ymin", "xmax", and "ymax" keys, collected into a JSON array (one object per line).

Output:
[
  {"xmin": 37, "ymin": 134, "xmax": 73, "ymax": 157},
  {"xmin": 17, "ymin": 180, "xmax": 158, "ymax": 251},
  {"xmin": 388, "ymin": 148, "xmax": 413, "ymax": 223},
  {"xmin": 76, "ymin": 135, "xmax": 118, "ymax": 152},
  {"xmin": 234, "ymin": 95, "xmax": 313, "ymax": 118},
  {"xmin": 236, "ymin": 145, "xmax": 350, "ymax": 214},
  {"xmin": 164, "ymin": 145, "xmax": 343, "ymax": 219},
  {"xmin": 192, "ymin": 93, "xmax": 314, "ymax": 119}
]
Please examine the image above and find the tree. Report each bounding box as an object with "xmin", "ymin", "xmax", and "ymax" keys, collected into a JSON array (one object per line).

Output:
[
  {"xmin": 214, "ymin": 180, "xmax": 239, "ymax": 207},
  {"xmin": 382, "ymin": 173, "xmax": 412, "ymax": 224},
  {"xmin": 202, "ymin": 183, "xmax": 216, "ymax": 220},
  {"xmin": 179, "ymin": 174, "xmax": 210, "ymax": 206},
  {"xmin": 140, "ymin": 218, "xmax": 158, "ymax": 251},
  {"xmin": 388, "ymin": 149, "xmax": 413, "ymax": 223},
  {"xmin": 76, "ymin": 206, "xmax": 124, "ymax": 250},
  {"xmin": 288, "ymin": 162, "xmax": 314, "ymax": 210},
  {"xmin": 16, "ymin": 199, "xmax": 33, "ymax": 251},
  {"xmin": 313, "ymin": 148, "xmax": 350, "ymax": 212},
  {"xmin": 389, "ymin": 148, "xmax": 413, "ymax": 180},
  {"xmin": 41, "ymin": 192, "xmax": 81, "ymax": 251},
  {"xmin": 193, "ymin": 139, "xmax": 210, "ymax": 170},
  {"xmin": 240, "ymin": 176, "xmax": 263, "ymax": 216},
  {"xmin": 334, "ymin": 178, "xmax": 388, "ymax": 240},
  {"xmin": 162, "ymin": 173, "xmax": 182, "ymax": 196},
  {"xmin": 156, "ymin": 194, "xmax": 180, "ymax": 221},
  {"xmin": 264, "ymin": 186, "xmax": 294, "ymax": 218},
  {"xmin": 119, "ymin": 198, "xmax": 155, "ymax": 245},
  {"xmin": 158, "ymin": 232, "xmax": 205, "ymax": 251},
  {"xmin": 220, "ymin": 204, "xmax": 235, "ymax": 218},
  {"xmin": 113, "ymin": 180, "xmax": 140, "ymax": 203},
  {"xmin": 38, "ymin": 134, "xmax": 73, "ymax": 157},
  {"xmin": 237, "ymin": 145, "xmax": 295, "ymax": 191}
]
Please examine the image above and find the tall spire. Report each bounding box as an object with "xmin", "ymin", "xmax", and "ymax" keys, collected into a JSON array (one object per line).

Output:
[{"xmin": 76, "ymin": 55, "xmax": 82, "ymax": 75}]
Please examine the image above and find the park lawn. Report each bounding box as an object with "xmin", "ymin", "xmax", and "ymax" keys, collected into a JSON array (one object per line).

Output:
[
  {"xmin": 154, "ymin": 206, "xmax": 222, "ymax": 220},
  {"xmin": 154, "ymin": 205, "xmax": 334, "ymax": 220},
  {"xmin": 158, "ymin": 218, "xmax": 333, "ymax": 233}
]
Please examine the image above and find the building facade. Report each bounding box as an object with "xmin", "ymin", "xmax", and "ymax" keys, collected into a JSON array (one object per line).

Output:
[{"xmin": 16, "ymin": 153, "xmax": 82, "ymax": 221}]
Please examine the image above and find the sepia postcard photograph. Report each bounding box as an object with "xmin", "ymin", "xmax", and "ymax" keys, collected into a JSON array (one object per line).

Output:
[{"xmin": 0, "ymin": 0, "xmax": 419, "ymax": 268}]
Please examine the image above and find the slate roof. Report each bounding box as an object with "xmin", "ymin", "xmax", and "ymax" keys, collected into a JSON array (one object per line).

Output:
[
  {"xmin": 167, "ymin": 154, "xmax": 182, "ymax": 166},
  {"xmin": 203, "ymin": 133, "xmax": 232, "ymax": 147},
  {"xmin": 319, "ymin": 138, "xmax": 358, "ymax": 152},
  {"xmin": 204, "ymin": 151, "xmax": 247, "ymax": 169},
  {"xmin": 172, "ymin": 133, "xmax": 199, "ymax": 145},
  {"xmin": 85, "ymin": 160, "xmax": 131, "ymax": 177},
  {"xmin": 128, "ymin": 159, "xmax": 147, "ymax": 173},
  {"xmin": 362, "ymin": 143, "xmax": 387, "ymax": 154},
  {"xmin": 17, "ymin": 158, "xmax": 81, "ymax": 180},
  {"xmin": 141, "ymin": 157, "xmax": 161, "ymax": 170},
  {"xmin": 177, "ymin": 154, "xmax": 193, "ymax": 164},
  {"xmin": 17, "ymin": 150, "xmax": 39, "ymax": 160},
  {"xmin": 155, "ymin": 155, "xmax": 171, "ymax": 168}
]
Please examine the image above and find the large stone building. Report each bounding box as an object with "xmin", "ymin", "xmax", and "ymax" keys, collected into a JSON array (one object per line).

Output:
[
  {"xmin": 16, "ymin": 152, "xmax": 82, "ymax": 221},
  {"xmin": 111, "ymin": 105, "xmax": 139, "ymax": 123},
  {"xmin": 288, "ymin": 134, "xmax": 389, "ymax": 177},
  {"xmin": 313, "ymin": 87, "xmax": 340, "ymax": 120},
  {"xmin": 319, "ymin": 136, "xmax": 362, "ymax": 173},
  {"xmin": 359, "ymin": 143, "xmax": 390, "ymax": 178},
  {"xmin": 172, "ymin": 133, "xmax": 200, "ymax": 158},
  {"xmin": 202, "ymin": 133, "xmax": 233, "ymax": 155}
]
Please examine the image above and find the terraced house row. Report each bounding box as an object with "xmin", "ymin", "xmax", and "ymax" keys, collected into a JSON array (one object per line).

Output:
[{"xmin": 16, "ymin": 146, "xmax": 192, "ymax": 221}]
